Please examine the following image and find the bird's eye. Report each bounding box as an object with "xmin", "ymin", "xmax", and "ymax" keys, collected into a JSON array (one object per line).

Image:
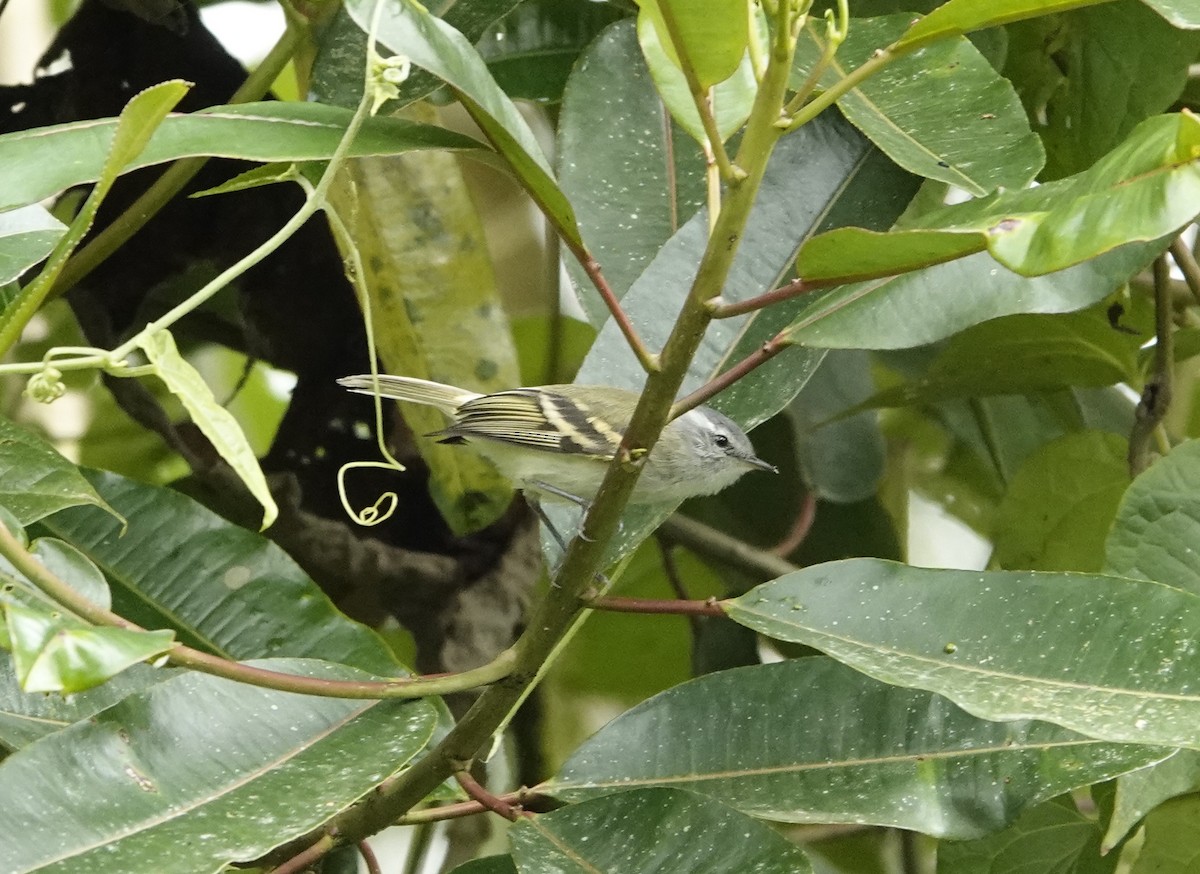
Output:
[{"xmin": 713, "ymin": 433, "xmax": 731, "ymax": 449}]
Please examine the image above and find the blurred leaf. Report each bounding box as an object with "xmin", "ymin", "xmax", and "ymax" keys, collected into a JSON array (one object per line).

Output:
[
  {"xmin": 4, "ymin": 602, "xmax": 173, "ymax": 694},
  {"xmin": 726, "ymin": 558, "xmax": 1200, "ymax": 750},
  {"xmin": 476, "ymin": 0, "xmax": 625, "ymax": 103},
  {"xmin": 39, "ymin": 470, "xmax": 402, "ymax": 675},
  {"xmin": 25, "ymin": 537, "xmax": 112, "ymax": 609},
  {"xmin": 0, "ymin": 416, "xmax": 119, "ymax": 525},
  {"xmin": 510, "ymin": 787, "xmax": 813, "ymax": 873},
  {"xmin": 786, "ymin": 242, "xmax": 1157, "ymax": 351},
  {"xmin": 1104, "ymin": 750, "xmax": 1200, "ymax": 851},
  {"xmin": 637, "ymin": 10, "xmax": 757, "ymax": 145},
  {"xmin": 937, "ymin": 797, "xmax": 1116, "ymax": 874},
  {"xmin": 345, "ymin": 0, "xmax": 582, "ymax": 247},
  {"xmin": 1036, "ymin": 2, "xmax": 1200, "ymax": 180},
  {"xmin": 510, "ymin": 313, "xmax": 596, "ymax": 386},
  {"xmin": 0, "ymin": 102, "xmax": 485, "ymax": 212},
  {"xmin": 993, "ymin": 431, "xmax": 1128, "ymax": 572},
  {"xmin": 895, "ymin": 0, "xmax": 1117, "ymax": 51},
  {"xmin": 544, "ymin": 658, "xmax": 1166, "ymax": 838},
  {"xmin": 1140, "ymin": 0, "xmax": 1200, "ymax": 27},
  {"xmin": 795, "ymin": 14, "xmax": 1043, "ymax": 195},
  {"xmin": 0, "ymin": 205, "xmax": 66, "ymax": 286},
  {"xmin": 0, "ymin": 659, "xmax": 436, "ymax": 874},
  {"xmin": 328, "ymin": 106, "xmax": 520, "ymax": 534},
  {"xmin": 558, "ymin": 19, "xmax": 707, "ymax": 319},
  {"xmin": 1131, "ymin": 794, "xmax": 1200, "ymax": 874},
  {"xmin": 638, "ymin": 0, "xmax": 749, "ymax": 88},
  {"xmin": 863, "ymin": 310, "xmax": 1141, "ymax": 405},
  {"xmin": 137, "ymin": 329, "xmax": 277, "ymax": 530},
  {"xmin": 789, "ymin": 349, "xmax": 884, "ymax": 503},
  {"xmin": 1105, "ymin": 440, "xmax": 1200, "ymax": 595},
  {"xmin": 449, "ymin": 856, "xmax": 518, "ymax": 873}
]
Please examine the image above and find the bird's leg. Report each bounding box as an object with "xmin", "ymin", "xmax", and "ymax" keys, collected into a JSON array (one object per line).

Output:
[{"xmin": 525, "ymin": 491, "xmax": 609, "ymax": 590}]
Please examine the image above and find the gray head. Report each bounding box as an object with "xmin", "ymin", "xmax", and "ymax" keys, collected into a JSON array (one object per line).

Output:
[{"xmin": 671, "ymin": 406, "xmax": 777, "ymax": 493}]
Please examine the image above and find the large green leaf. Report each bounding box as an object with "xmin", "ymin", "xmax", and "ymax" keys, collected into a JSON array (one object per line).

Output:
[
  {"xmin": 0, "ymin": 417, "xmax": 118, "ymax": 525},
  {"xmin": 1128, "ymin": 793, "xmax": 1200, "ymax": 873},
  {"xmin": 0, "ymin": 206, "xmax": 66, "ymax": 286},
  {"xmin": 937, "ymin": 797, "xmax": 1116, "ymax": 874},
  {"xmin": 1103, "ymin": 750, "xmax": 1200, "ymax": 851},
  {"xmin": 1105, "ymin": 440, "xmax": 1200, "ymax": 595},
  {"xmin": 0, "ymin": 659, "xmax": 436, "ymax": 874},
  {"xmin": 639, "ymin": 0, "xmax": 749, "ymax": 88},
  {"xmin": 543, "ymin": 658, "xmax": 1165, "ymax": 838},
  {"xmin": 38, "ymin": 470, "xmax": 400, "ymax": 675},
  {"xmin": 895, "ymin": 0, "xmax": 1119, "ymax": 51},
  {"xmin": 345, "ymin": 0, "xmax": 581, "ymax": 247},
  {"xmin": 784, "ymin": 242, "xmax": 1157, "ymax": 350},
  {"xmin": 557, "ymin": 20, "xmax": 707, "ymax": 319},
  {"xmin": 509, "ymin": 788, "xmax": 813, "ymax": 873},
  {"xmin": 726, "ymin": 558, "xmax": 1200, "ymax": 750},
  {"xmin": 993, "ymin": 431, "xmax": 1129, "ymax": 572},
  {"xmin": 0, "ymin": 102, "xmax": 484, "ymax": 213},
  {"xmin": 796, "ymin": 15, "xmax": 1043, "ymax": 194}
]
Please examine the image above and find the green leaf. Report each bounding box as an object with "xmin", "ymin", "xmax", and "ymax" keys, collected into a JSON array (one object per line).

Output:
[
  {"xmin": 937, "ymin": 797, "xmax": 1116, "ymax": 874},
  {"xmin": 569, "ymin": 112, "xmax": 918, "ymax": 557},
  {"xmin": 1105, "ymin": 440, "xmax": 1200, "ymax": 595},
  {"xmin": 1139, "ymin": 0, "xmax": 1200, "ymax": 27},
  {"xmin": 0, "ymin": 205, "xmax": 66, "ymax": 286},
  {"xmin": 1131, "ymin": 794, "xmax": 1200, "ymax": 873},
  {"xmin": 4, "ymin": 602, "xmax": 174, "ymax": 694},
  {"xmin": 327, "ymin": 109, "xmax": 520, "ymax": 534},
  {"xmin": 725, "ymin": 558, "xmax": 1200, "ymax": 750},
  {"xmin": 544, "ymin": 658, "xmax": 1165, "ymax": 838},
  {"xmin": 1035, "ymin": 2, "xmax": 1200, "ymax": 180},
  {"xmin": 558, "ymin": 19, "xmax": 707, "ymax": 319},
  {"xmin": 865, "ymin": 310, "xmax": 1141, "ymax": 405},
  {"xmin": 510, "ymin": 788, "xmax": 813, "ymax": 873},
  {"xmin": 895, "ymin": 0, "xmax": 1118, "ymax": 51},
  {"xmin": 0, "ymin": 416, "xmax": 119, "ymax": 525},
  {"xmin": 785, "ymin": 242, "xmax": 1157, "ymax": 350},
  {"xmin": 27, "ymin": 537, "xmax": 112, "ymax": 609},
  {"xmin": 39, "ymin": 469, "xmax": 400, "ymax": 675},
  {"xmin": 993, "ymin": 431, "xmax": 1129, "ymax": 572},
  {"xmin": 796, "ymin": 15, "xmax": 1043, "ymax": 194},
  {"xmin": 0, "ymin": 658, "xmax": 162, "ymax": 750},
  {"xmin": 449, "ymin": 856, "xmax": 518, "ymax": 874},
  {"xmin": 345, "ymin": 0, "xmax": 582, "ymax": 247},
  {"xmin": 637, "ymin": 9, "xmax": 757, "ymax": 144},
  {"xmin": 0, "ymin": 102, "xmax": 485, "ymax": 212},
  {"xmin": 136, "ymin": 329, "xmax": 277, "ymax": 530},
  {"xmin": 639, "ymin": 0, "xmax": 750, "ymax": 88},
  {"xmin": 1104, "ymin": 750, "xmax": 1200, "ymax": 851},
  {"xmin": 0, "ymin": 659, "xmax": 436, "ymax": 873}
]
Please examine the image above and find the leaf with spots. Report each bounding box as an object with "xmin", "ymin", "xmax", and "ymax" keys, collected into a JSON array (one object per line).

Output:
[
  {"xmin": 35, "ymin": 469, "xmax": 402, "ymax": 675},
  {"xmin": 543, "ymin": 658, "xmax": 1166, "ymax": 838}
]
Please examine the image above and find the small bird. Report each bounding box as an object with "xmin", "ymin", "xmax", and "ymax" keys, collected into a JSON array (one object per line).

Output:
[{"xmin": 338, "ymin": 375, "xmax": 775, "ymax": 506}]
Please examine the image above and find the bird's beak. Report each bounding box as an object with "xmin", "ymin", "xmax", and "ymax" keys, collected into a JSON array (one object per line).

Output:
[{"xmin": 746, "ymin": 455, "xmax": 778, "ymax": 474}]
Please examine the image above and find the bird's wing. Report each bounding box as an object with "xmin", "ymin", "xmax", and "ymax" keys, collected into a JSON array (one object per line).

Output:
[{"xmin": 439, "ymin": 389, "xmax": 617, "ymax": 458}]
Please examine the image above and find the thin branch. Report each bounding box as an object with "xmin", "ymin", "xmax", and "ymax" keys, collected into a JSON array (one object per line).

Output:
[
  {"xmin": 1170, "ymin": 236, "xmax": 1200, "ymax": 309},
  {"xmin": 770, "ymin": 491, "xmax": 818, "ymax": 557},
  {"xmin": 269, "ymin": 833, "xmax": 335, "ymax": 874},
  {"xmin": 358, "ymin": 841, "xmax": 382, "ymax": 874},
  {"xmin": 670, "ymin": 329, "xmax": 789, "ymax": 418},
  {"xmin": 1129, "ymin": 253, "xmax": 1175, "ymax": 476},
  {"xmin": 659, "ymin": 514, "xmax": 798, "ymax": 581},
  {"xmin": 396, "ymin": 792, "xmax": 533, "ymax": 826},
  {"xmin": 454, "ymin": 770, "xmax": 524, "ymax": 822},
  {"xmin": 782, "ymin": 0, "xmax": 849, "ymax": 118},
  {"xmin": 0, "ymin": 521, "xmax": 516, "ymax": 699},
  {"xmin": 570, "ymin": 248, "xmax": 660, "ymax": 373},
  {"xmin": 586, "ymin": 595, "xmax": 726, "ymax": 617},
  {"xmin": 710, "ymin": 274, "xmax": 837, "ymax": 318}
]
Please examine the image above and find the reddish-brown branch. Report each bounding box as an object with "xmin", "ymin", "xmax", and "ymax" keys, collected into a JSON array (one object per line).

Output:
[
  {"xmin": 671, "ymin": 329, "xmax": 790, "ymax": 418},
  {"xmin": 357, "ymin": 841, "xmax": 382, "ymax": 874},
  {"xmin": 771, "ymin": 491, "xmax": 818, "ymax": 556},
  {"xmin": 269, "ymin": 833, "xmax": 335, "ymax": 874},
  {"xmin": 454, "ymin": 770, "xmax": 525, "ymax": 822},
  {"xmin": 575, "ymin": 249, "xmax": 660, "ymax": 373},
  {"xmin": 587, "ymin": 595, "xmax": 727, "ymax": 617},
  {"xmin": 711, "ymin": 275, "xmax": 841, "ymax": 319}
]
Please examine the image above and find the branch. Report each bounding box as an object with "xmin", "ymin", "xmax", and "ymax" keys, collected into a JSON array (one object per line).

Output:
[
  {"xmin": 1170, "ymin": 236, "xmax": 1200, "ymax": 309},
  {"xmin": 659, "ymin": 514, "xmax": 798, "ymax": 580},
  {"xmin": 585, "ymin": 595, "xmax": 726, "ymax": 617},
  {"xmin": 0, "ymin": 520, "xmax": 516, "ymax": 699},
  {"xmin": 454, "ymin": 770, "xmax": 525, "ymax": 821},
  {"xmin": 570, "ymin": 248, "xmax": 660, "ymax": 373},
  {"xmin": 1129, "ymin": 253, "xmax": 1174, "ymax": 476},
  {"xmin": 670, "ymin": 329, "xmax": 789, "ymax": 417},
  {"xmin": 710, "ymin": 274, "xmax": 839, "ymax": 318},
  {"xmin": 269, "ymin": 834, "xmax": 335, "ymax": 874}
]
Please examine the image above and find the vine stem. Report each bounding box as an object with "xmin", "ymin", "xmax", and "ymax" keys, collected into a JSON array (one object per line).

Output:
[{"xmin": 0, "ymin": 519, "xmax": 517, "ymax": 699}]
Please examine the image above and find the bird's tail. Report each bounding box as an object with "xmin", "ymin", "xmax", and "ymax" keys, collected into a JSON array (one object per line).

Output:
[{"xmin": 336, "ymin": 375, "xmax": 482, "ymax": 417}]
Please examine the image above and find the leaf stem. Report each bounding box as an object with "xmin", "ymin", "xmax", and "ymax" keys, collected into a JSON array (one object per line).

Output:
[
  {"xmin": 784, "ymin": 36, "xmax": 898, "ymax": 133},
  {"xmin": 567, "ymin": 246, "xmax": 660, "ymax": 372},
  {"xmin": 454, "ymin": 769, "xmax": 525, "ymax": 821},
  {"xmin": 670, "ymin": 328, "xmax": 789, "ymax": 417},
  {"xmin": 584, "ymin": 595, "xmax": 726, "ymax": 617},
  {"xmin": 782, "ymin": 0, "xmax": 849, "ymax": 118}
]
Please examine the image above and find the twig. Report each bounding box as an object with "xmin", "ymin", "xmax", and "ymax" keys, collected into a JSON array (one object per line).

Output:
[
  {"xmin": 0, "ymin": 520, "xmax": 516, "ymax": 699},
  {"xmin": 1170, "ymin": 236, "xmax": 1200, "ymax": 309},
  {"xmin": 454, "ymin": 770, "xmax": 524, "ymax": 822},
  {"xmin": 269, "ymin": 833, "xmax": 335, "ymax": 874},
  {"xmin": 671, "ymin": 329, "xmax": 789, "ymax": 418},
  {"xmin": 585, "ymin": 595, "xmax": 726, "ymax": 617},
  {"xmin": 358, "ymin": 841, "xmax": 382, "ymax": 874},
  {"xmin": 770, "ymin": 491, "xmax": 817, "ymax": 557},
  {"xmin": 1129, "ymin": 254, "xmax": 1174, "ymax": 476},
  {"xmin": 710, "ymin": 274, "xmax": 839, "ymax": 318},
  {"xmin": 660, "ymin": 514, "xmax": 798, "ymax": 580},
  {"xmin": 571, "ymin": 248, "xmax": 660, "ymax": 373}
]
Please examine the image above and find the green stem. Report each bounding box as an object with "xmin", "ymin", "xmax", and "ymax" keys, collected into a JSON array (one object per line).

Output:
[
  {"xmin": 50, "ymin": 24, "xmax": 304, "ymax": 300},
  {"xmin": 784, "ymin": 39, "xmax": 899, "ymax": 133}
]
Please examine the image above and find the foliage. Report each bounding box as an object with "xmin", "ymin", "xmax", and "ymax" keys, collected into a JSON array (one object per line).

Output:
[{"xmin": 2, "ymin": 0, "xmax": 1200, "ymax": 871}]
